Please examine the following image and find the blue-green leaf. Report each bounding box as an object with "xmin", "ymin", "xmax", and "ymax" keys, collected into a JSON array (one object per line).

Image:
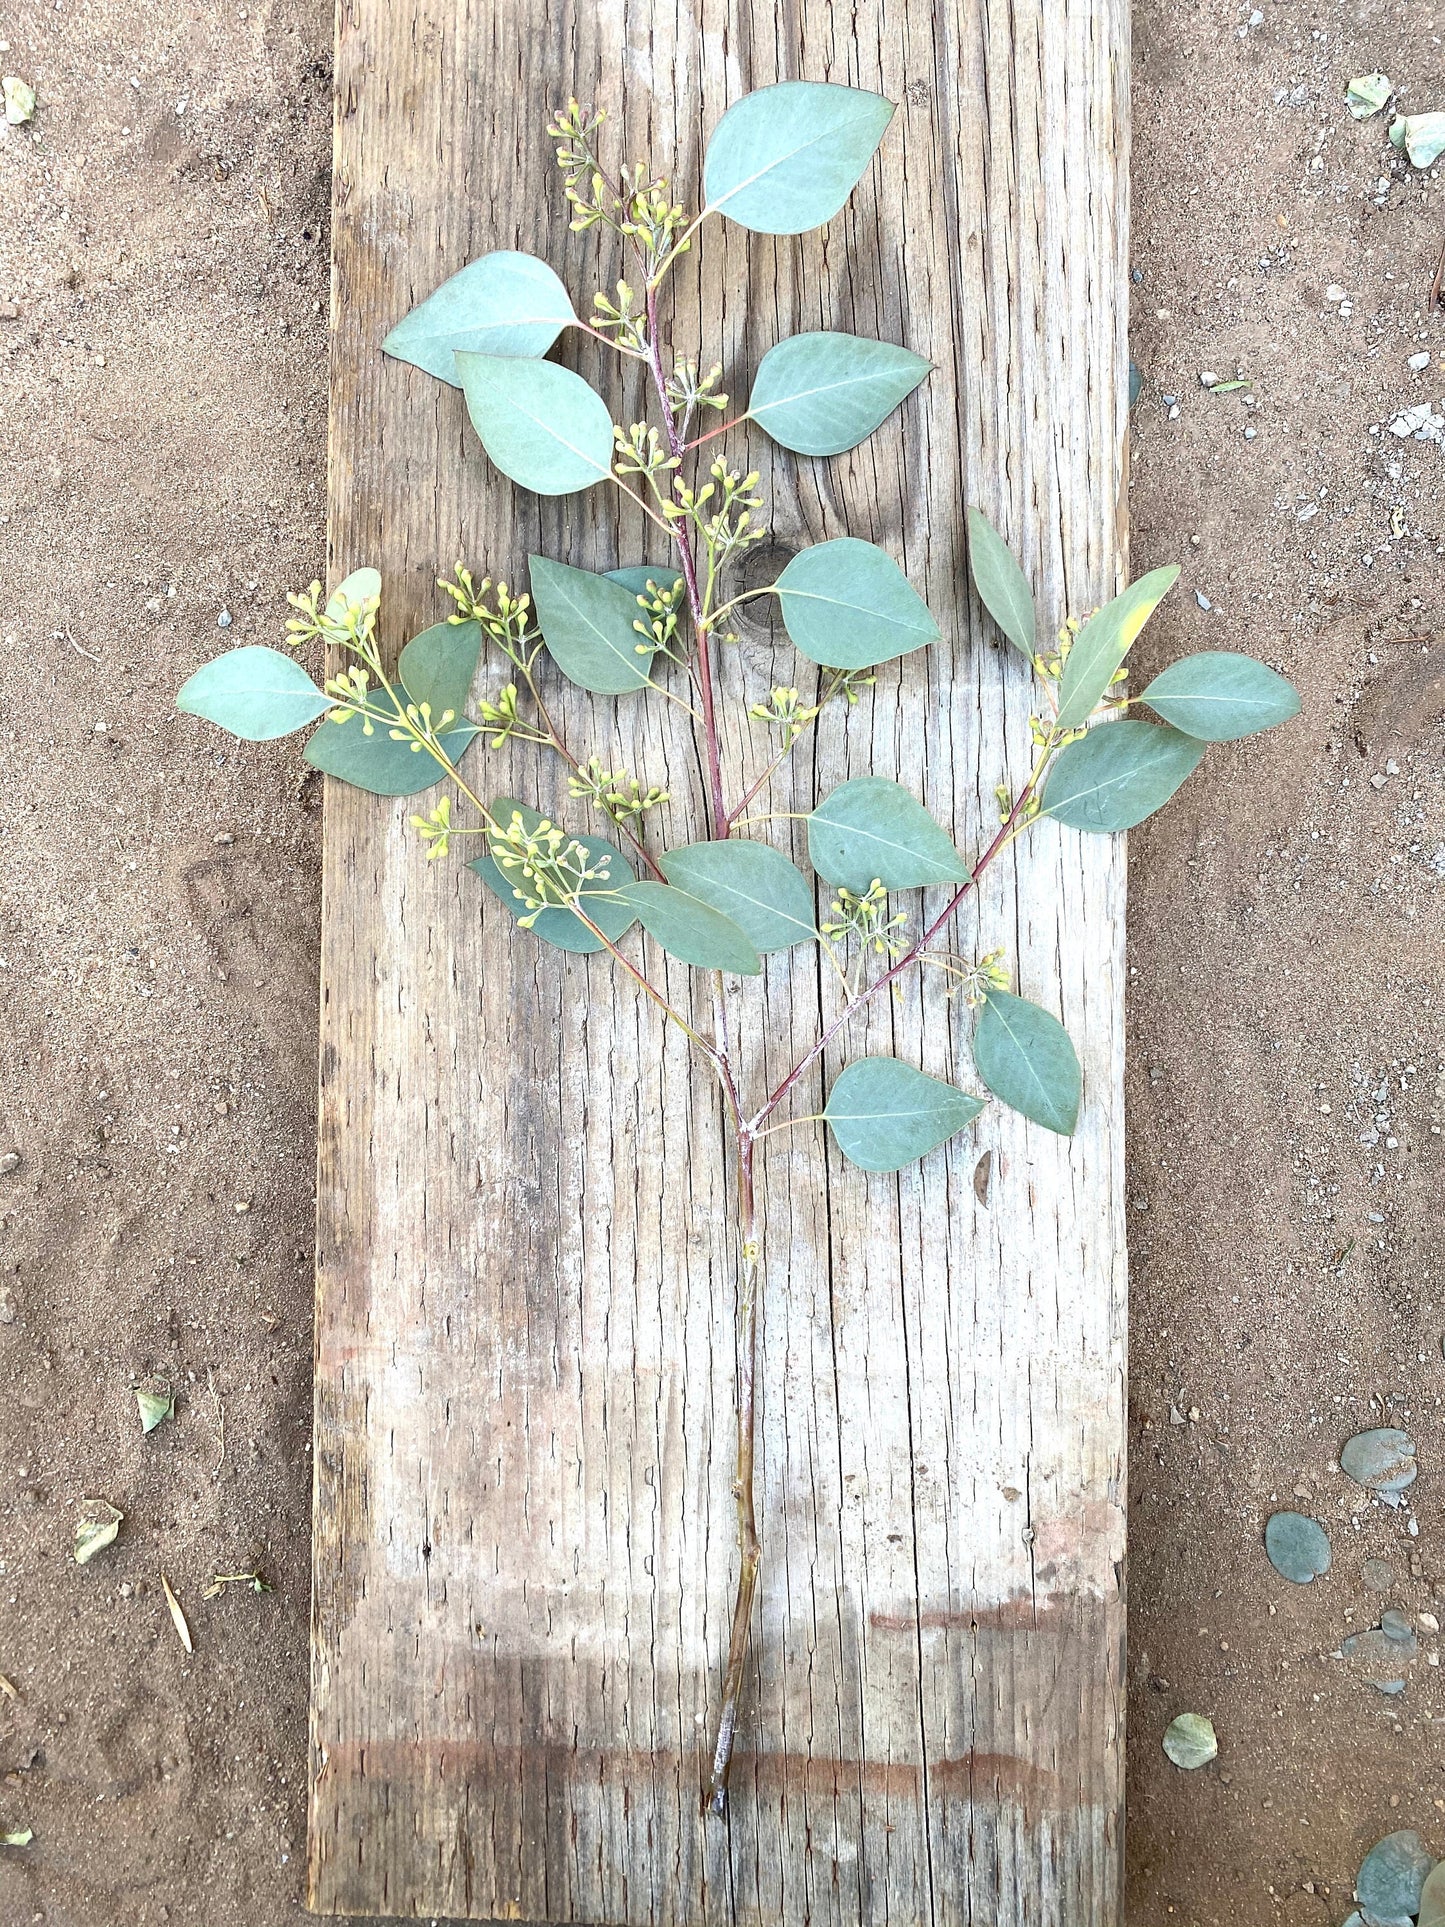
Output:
[
  {"xmin": 808, "ymin": 776, "xmax": 967, "ymax": 891},
  {"xmin": 824, "ymin": 1056, "xmax": 983, "ymax": 1172},
  {"xmin": 1356, "ymin": 1832, "xmax": 1435, "ymax": 1927},
  {"xmin": 1139, "ymin": 651, "xmax": 1301, "ymax": 741},
  {"xmin": 470, "ymin": 797, "xmax": 636, "ymax": 955},
  {"xmin": 455, "ymin": 352, "xmax": 613, "ymax": 496},
  {"xmin": 530, "ymin": 556, "xmax": 653, "ymax": 696},
  {"xmin": 325, "ymin": 567, "xmax": 381, "ymax": 624},
  {"xmin": 1043, "ymin": 720, "xmax": 1205, "ymax": 832},
  {"xmin": 658, "ymin": 840, "xmax": 816, "ymax": 953},
  {"xmin": 177, "ymin": 646, "xmax": 330, "ymax": 741},
  {"xmin": 1263, "ymin": 1511, "xmax": 1331, "ymax": 1585},
  {"xmin": 1055, "ymin": 566, "xmax": 1180, "ymax": 728},
  {"xmin": 703, "ymin": 81, "xmax": 895, "ymax": 235},
  {"xmin": 966, "ymin": 508, "xmax": 1036, "ymax": 661},
  {"xmin": 747, "ymin": 332, "xmax": 930, "ymax": 456},
  {"xmin": 606, "ymin": 565, "xmax": 685, "ymax": 600},
  {"xmin": 617, "ymin": 880, "xmax": 760, "ymax": 975},
  {"xmin": 304, "ymin": 697, "xmax": 479, "ymax": 796},
  {"xmin": 397, "ymin": 620, "xmax": 481, "ymax": 722},
  {"xmin": 383, "ymin": 251, "xmax": 576, "ymax": 385},
  {"xmin": 775, "ymin": 538, "xmax": 939, "ymax": 671},
  {"xmin": 972, "ymin": 990, "xmax": 1080, "ymax": 1136}
]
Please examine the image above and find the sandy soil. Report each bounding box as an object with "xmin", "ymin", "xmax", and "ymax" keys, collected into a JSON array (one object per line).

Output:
[{"xmin": 0, "ymin": 2, "xmax": 1442, "ymax": 1924}]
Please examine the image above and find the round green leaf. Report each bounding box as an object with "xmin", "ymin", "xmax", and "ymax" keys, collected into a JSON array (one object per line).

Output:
[
  {"xmin": 455, "ymin": 352, "xmax": 613, "ymax": 496},
  {"xmin": 470, "ymin": 797, "xmax": 636, "ymax": 955},
  {"xmin": 824, "ymin": 1056, "xmax": 983, "ymax": 1173},
  {"xmin": 1043, "ymin": 721, "xmax": 1205, "ymax": 833},
  {"xmin": 397, "ymin": 620, "xmax": 481, "ymax": 722},
  {"xmin": 1263, "ymin": 1511, "xmax": 1331, "ymax": 1585},
  {"xmin": 1357, "ymin": 1832, "xmax": 1435, "ymax": 1926},
  {"xmin": 703, "ymin": 81, "xmax": 895, "ymax": 235},
  {"xmin": 808, "ymin": 776, "xmax": 968, "ymax": 891},
  {"xmin": 1341, "ymin": 1427, "xmax": 1417, "ymax": 1494},
  {"xmin": 325, "ymin": 567, "xmax": 381, "ymax": 624},
  {"xmin": 304, "ymin": 695, "xmax": 479, "ymax": 795},
  {"xmin": 606, "ymin": 565, "xmax": 685, "ymax": 600},
  {"xmin": 1161, "ymin": 1713, "xmax": 1216, "ymax": 1771},
  {"xmin": 966, "ymin": 508, "xmax": 1036, "ymax": 661},
  {"xmin": 177, "ymin": 646, "xmax": 330, "ymax": 741},
  {"xmin": 1417, "ymin": 1860, "xmax": 1445, "ymax": 1927},
  {"xmin": 530, "ymin": 556, "xmax": 654, "ymax": 696},
  {"xmin": 1054, "ymin": 566, "xmax": 1180, "ymax": 729},
  {"xmin": 1140, "ymin": 651, "xmax": 1301, "ymax": 742},
  {"xmin": 747, "ymin": 332, "xmax": 930, "ymax": 456},
  {"xmin": 972, "ymin": 990, "xmax": 1081, "ymax": 1137},
  {"xmin": 382, "ymin": 251, "xmax": 576, "ymax": 386},
  {"xmin": 658, "ymin": 840, "xmax": 816, "ymax": 953},
  {"xmin": 617, "ymin": 880, "xmax": 760, "ymax": 976},
  {"xmin": 775, "ymin": 537, "xmax": 939, "ymax": 671}
]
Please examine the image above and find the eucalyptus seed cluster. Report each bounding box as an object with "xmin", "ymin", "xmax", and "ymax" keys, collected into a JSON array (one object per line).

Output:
[
  {"xmin": 491, "ymin": 810, "xmax": 619, "ymax": 929},
  {"xmin": 567, "ymin": 756, "xmax": 669, "ymax": 826}
]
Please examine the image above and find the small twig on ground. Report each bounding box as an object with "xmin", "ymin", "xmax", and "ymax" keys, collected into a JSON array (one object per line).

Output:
[
  {"xmin": 208, "ymin": 1366, "xmax": 226, "ymax": 1475},
  {"xmin": 1430, "ymin": 237, "xmax": 1445, "ymax": 311}
]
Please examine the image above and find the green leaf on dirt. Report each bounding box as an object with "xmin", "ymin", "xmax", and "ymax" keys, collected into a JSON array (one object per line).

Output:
[
  {"xmin": 1162, "ymin": 1713, "xmax": 1217, "ymax": 1771},
  {"xmin": 397, "ymin": 620, "xmax": 482, "ymax": 722},
  {"xmin": 1417, "ymin": 1859, "xmax": 1445, "ymax": 1927},
  {"xmin": 1263, "ymin": 1511, "xmax": 1331, "ymax": 1584},
  {"xmin": 1356, "ymin": 1830, "xmax": 1435, "ymax": 1927},
  {"xmin": 177, "ymin": 647, "xmax": 330, "ymax": 741},
  {"xmin": 972, "ymin": 990, "xmax": 1081, "ymax": 1136},
  {"xmin": 617, "ymin": 880, "xmax": 760, "ymax": 975},
  {"xmin": 1043, "ymin": 721, "xmax": 1205, "ymax": 833},
  {"xmin": 455, "ymin": 352, "xmax": 613, "ymax": 495},
  {"xmin": 0, "ymin": 1827, "xmax": 33, "ymax": 1849},
  {"xmin": 606, "ymin": 565, "xmax": 685, "ymax": 600},
  {"xmin": 1140, "ymin": 651, "xmax": 1300, "ymax": 741},
  {"xmin": 703, "ymin": 81, "xmax": 894, "ymax": 234},
  {"xmin": 1055, "ymin": 565, "xmax": 1179, "ymax": 728},
  {"xmin": 824, "ymin": 1056, "xmax": 983, "ymax": 1173},
  {"xmin": 382, "ymin": 251, "xmax": 576, "ymax": 385},
  {"xmin": 658, "ymin": 840, "xmax": 816, "ymax": 954},
  {"xmin": 1390, "ymin": 112, "xmax": 1445, "ymax": 168},
  {"xmin": 775, "ymin": 537, "xmax": 939, "ymax": 671},
  {"xmin": 304, "ymin": 699, "xmax": 479, "ymax": 797},
  {"xmin": 1340, "ymin": 1427, "xmax": 1417, "ymax": 1494},
  {"xmin": 747, "ymin": 332, "xmax": 930, "ymax": 455},
  {"xmin": 136, "ymin": 1389, "xmax": 174, "ymax": 1435},
  {"xmin": 1346, "ymin": 73, "xmax": 1392, "ymax": 119},
  {"xmin": 2, "ymin": 76, "xmax": 35, "ymax": 126},
  {"xmin": 530, "ymin": 556, "xmax": 655, "ymax": 696},
  {"xmin": 470, "ymin": 798, "xmax": 636, "ymax": 956},
  {"xmin": 966, "ymin": 508, "xmax": 1036, "ymax": 661},
  {"xmin": 808, "ymin": 776, "xmax": 968, "ymax": 892},
  {"xmin": 74, "ymin": 1502, "xmax": 123, "ymax": 1566}
]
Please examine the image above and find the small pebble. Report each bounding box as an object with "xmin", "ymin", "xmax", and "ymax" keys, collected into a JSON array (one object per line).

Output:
[
  {"xmin": 1409, "ymin": 351, "xmax": 1432, "ymax": 371},
  {"xmin": 217, "ymin": 609, "xmax": 232, "ymax": 629},
  {"xmin": 1194, "ymin": 590, "xmax": 1212, "ymax": 611},
  {"xmin": 0, "ymin": 1150, "xmax": 20, "ymax": 1177},
  {"xmin": 0, "ymin": 302, "xmax": 17, "ymax": 321},
  {"xmin": 1325, "ymin": 284, "xmax": 1348, "ymax": 303}
]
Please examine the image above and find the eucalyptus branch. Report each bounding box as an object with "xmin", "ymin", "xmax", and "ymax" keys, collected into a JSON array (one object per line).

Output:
[{"xmin": 177, "ymin": 78, "xmax": 1301, "ymax": 1823}]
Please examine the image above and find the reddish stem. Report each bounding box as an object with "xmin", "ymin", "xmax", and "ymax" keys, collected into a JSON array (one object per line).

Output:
[
  {"xmin": 642, "ymin": 282, "xmax": 728, "ymax": 841},
  {"xmin": 750, "ymin": 772, "xmax": 1047, "ymax": 1133},
  {"xmin": 704, "ymin": 1128, "xmax": 761, "ymax": 1817}
]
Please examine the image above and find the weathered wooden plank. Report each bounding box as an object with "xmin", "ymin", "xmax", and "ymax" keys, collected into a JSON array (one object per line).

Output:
[{"xmin": 311, "ymin": 2, "xmax": 1130, "ymax": 1921}]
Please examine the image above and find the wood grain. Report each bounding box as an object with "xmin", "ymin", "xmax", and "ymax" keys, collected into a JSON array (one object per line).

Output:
[{"xmin": 311, "ymin": 2, "xmax": 1130, "ymax": 1920}]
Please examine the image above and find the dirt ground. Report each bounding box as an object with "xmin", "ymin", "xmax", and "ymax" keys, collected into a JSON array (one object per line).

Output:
[{"xmin": 0, "ymin": 2, "xmax": 1442, "ymax": 1924}]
